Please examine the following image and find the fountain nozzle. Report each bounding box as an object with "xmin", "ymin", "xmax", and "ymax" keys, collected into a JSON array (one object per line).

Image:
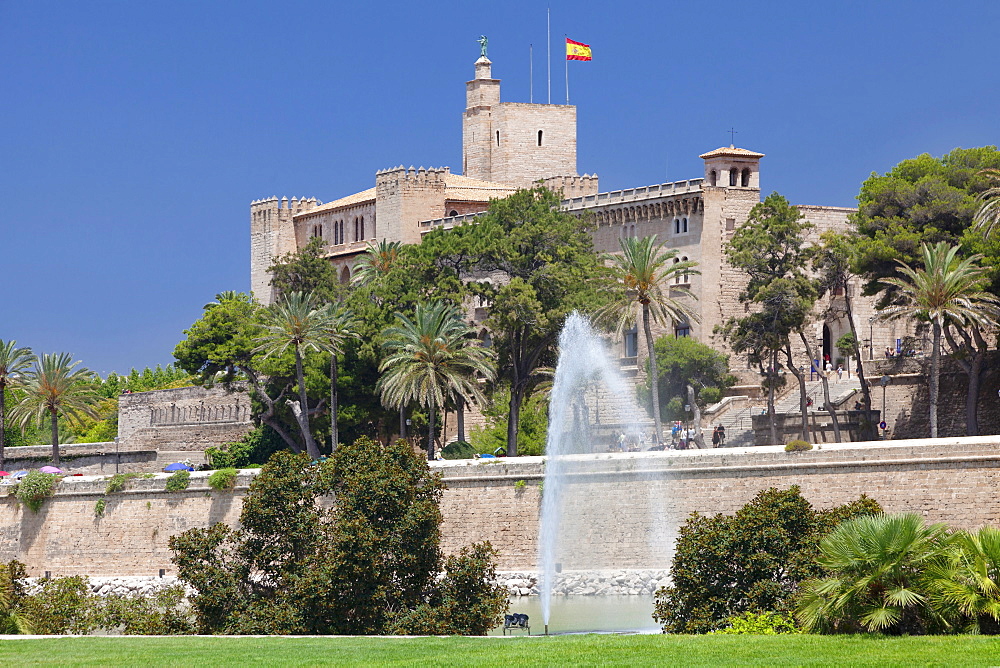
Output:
[{"xmin": 544, "ymin": 623, "xmax": 549, "ymax": 636}]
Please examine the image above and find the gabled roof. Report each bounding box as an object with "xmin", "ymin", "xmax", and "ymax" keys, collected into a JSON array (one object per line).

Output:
[{"xmin": 698, "ymin": 146, "xmax": 765, "ymax": 159}]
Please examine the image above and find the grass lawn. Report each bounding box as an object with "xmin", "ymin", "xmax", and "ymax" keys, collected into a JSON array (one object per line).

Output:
[{"xmin": 2, "ymin": 634, "xmax": 1000, "ymax": 667}]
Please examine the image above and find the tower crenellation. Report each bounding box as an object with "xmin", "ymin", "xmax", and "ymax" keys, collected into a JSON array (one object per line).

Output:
[{"xmin": 250, "ymin": 195, "xmax": 321, "ymax": 304}]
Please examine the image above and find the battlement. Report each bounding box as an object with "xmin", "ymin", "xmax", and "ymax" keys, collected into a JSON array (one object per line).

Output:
[
  {"xmin": 375, "ymin": 165, "xmax": 450, "ymax": 189},
  {"xmin": 250, "ymin": 196, "xmax": 320, "ymax": 215},
  {"xmin": 540, "ymin": 174, "xmax": 600, "ymax": 198}
]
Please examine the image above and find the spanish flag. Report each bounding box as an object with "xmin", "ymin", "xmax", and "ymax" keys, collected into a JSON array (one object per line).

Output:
[{"xmin": 566, "ymin": 38, "xmax": 592, "ymax": 61}]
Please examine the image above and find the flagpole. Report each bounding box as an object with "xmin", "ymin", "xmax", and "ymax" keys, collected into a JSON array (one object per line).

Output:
[
  {"xmin": 530, "ymin": 44, "xmax": 533, "ymax": 103},
  {"xmin": 547, "ymin": 7, "xmax": 551, "ymax": 104},
  {"xmin": 565, "ymin": 35, "xmax": 569, "ymax": 104}
]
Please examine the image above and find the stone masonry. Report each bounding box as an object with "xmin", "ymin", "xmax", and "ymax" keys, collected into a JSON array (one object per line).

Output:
[{"xmin": 5, "ymin": 437, "xmax": 1000, "ymax": 577}]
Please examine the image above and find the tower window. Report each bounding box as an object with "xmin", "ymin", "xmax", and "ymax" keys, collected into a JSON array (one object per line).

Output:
[
  {"xmin": 741, "ymin": 168, "xmax": 751, "ymax": 187},
  {"xmin": 709, "ymin": 170, "xmax": 717, "ymax": 186},
  {"xmin": 726, "ymin": 217, "xmax": 736, "ymax": 231},
  {"xmin": 729, "ymin": 168, "xmax": 738, "ymax": 186},
  {"xmin": 359, "ymin": 216, "xmax": 365, "ymax": 240},
  {"xmin": 537, "ymin": 130, "xmax": 543, "ymax": 146},
  {"xmin": 682, "ymin": 218, "xmax": 689, "ymax": 233},
  {"xmin": 449, "ymin": 210, "xmax": 459, "ymax": 217},
  {"xmin": 496, "ymin": 131, "xmax": 500, "ymax": 146}
]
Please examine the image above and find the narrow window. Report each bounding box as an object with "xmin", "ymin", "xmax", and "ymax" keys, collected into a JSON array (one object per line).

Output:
[
  {"xmin": 673, "ymin": 258, "xmax": 681, "ymax": 284},
  {"xmin": 674, "ymin": 219, "xmax": 680, "ymax": 234},
  {"xmin": 537, "ymin": 130, "xmax": 543, "ymax": 146},
  {"xmin": 729, "ymin": 168, "xmax": 738, "ymax": 186},
  {"xmin": 624, "ymin": 326, "xmax": 638, "ymax": 358},
  {"xmin": 726, "ymin": 217, "xmax": 736, "ymax": 231},
  {"xmin": 682, "ymin": 217, "xmax": 688, "ymax": 233},
  {"xmin": 360, "ymin": 216, "xmax": 365, "ymax": 239},
  {"xmin": 496, "ymin": 131, "xmax": 500, "ymax": 146},
  {"xmin": 709, "ymin": 170, "xmax": 717, "ymax": 186},
  {"xmin": 741, "ymin": 168, "xmax": 751, "ymax": 187},
  {"xmin": 681, "ymin": 256, "xmax": 690, "ymax": 283}
]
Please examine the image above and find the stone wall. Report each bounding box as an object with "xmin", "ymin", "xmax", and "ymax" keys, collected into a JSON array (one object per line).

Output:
[
  {"xmin": 5, "ymin": 437, "xmax": 1000, "ymax": 577},
  {"xmin": 118, "ymin": 385, "xmax": 252, "ymax": 453}
]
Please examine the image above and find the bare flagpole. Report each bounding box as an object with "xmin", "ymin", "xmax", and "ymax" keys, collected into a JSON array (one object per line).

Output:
[
  {"xmin": 565, "ymin": 35, "xmax": 569, "ymax": 104},
  {"xmin": 530, "ymin": 44, "xmax": 533, "ymax": 103},
  {"xmin": 547, "ymin": 7, "xmax": 551, "ymax": 104}
]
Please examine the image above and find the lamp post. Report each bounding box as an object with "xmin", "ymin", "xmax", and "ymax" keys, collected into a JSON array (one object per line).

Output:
[{"xmin": 868, "ymin": 317, "xmax": 876, "ymax": 360}]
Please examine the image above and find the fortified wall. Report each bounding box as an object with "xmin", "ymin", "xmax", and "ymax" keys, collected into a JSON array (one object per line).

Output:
[{"xmin": 4, "ymin": 436, "xmax": 1000, "ymax": 577}]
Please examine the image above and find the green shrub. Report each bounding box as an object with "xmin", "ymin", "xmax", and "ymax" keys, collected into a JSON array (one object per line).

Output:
[
  {"xmin": 785, "ymin": 440, "xmax": 813, "ymax": 452},
  {"xmin": 207, "ymin": 468, "xmax": 238, "ymax": 491},
  {"xmin": 19, "ymin": 575, "xmax": 94, "ymax": 635},
  {"xmin": 712, "ymin": 611, "xmax": 800, "ymax": 635},
  {"xmin": 205, "ymin": 427, "xmax": 284, "ymax": 469},
  {"xmin": 441, "ymin": 440, "xmax": 477, "ymax": 460},
  {"xmin": 15, "ymin": 472, "xmax": 58, "ymax": 513},
  {"xmin": 104, "ymin": 473, "xmax": 145, "ymax": 494},
  {"xmin": 86, "ymin": 585, "xmax": 194, "ymax": 635},
  {"xmin": 514, "ymin": 479, "xmax": 526, "ymax": 490},
  {"xmin": 699, "ymin": 387, "xmax": 723, "ymax": 406},
  {"xmin": 653, "ymin": 486, "xmax": 881, "ymax": 633},
  {"xmin": 165, "ymin": 470, "xmax": 191, "ymax": 492},
  {"xmin": 94, "ymin": 498, "xmax": 106, "ymax": 517}
]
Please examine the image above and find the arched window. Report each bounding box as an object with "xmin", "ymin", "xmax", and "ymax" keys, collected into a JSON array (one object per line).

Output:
[
  {"xmin": 623, "ymin": 325, "xmax": 638, "ymax": 358},
  {"xmin": 682, "ymin": 218, "xmax": 689, "ymax": 233},
  {"xmin": 537, "ymin": 130, "xmax": 543, "ymax": 146},
  {"xmin": 449, "ymin": 209, "xmax": 458, "ymax": 217},
  {"xmin": 709, "ymin": 170, "xmax": 717, "ymax": 186},
  {"xmin": 340, "ymin": 266, "xmax": 351, "ymax": 284},
  {"xmin": 729, "ymin": 168, "xmax": 738, "ymax": 186},
  {"xmin": 496, "ymin": 131, "xmax": 500, "ymax": 146},
  {"xmin": 359, "ymin": 216, "xmax": 365, "ymax": 240},
  {"xmin": 741, "ymin": 168, "xmax": 751, "ymax": 187},
  {"xmin": 673, "ymin": 257, "xmax": 681, "ymax": 284},
  {"xmin": 681, "ymin": 256, "xmax": 690, "ymax": 283},
  {"xmin": 674, "ymin": 219, "xmax": 681, "ymax": 234}
]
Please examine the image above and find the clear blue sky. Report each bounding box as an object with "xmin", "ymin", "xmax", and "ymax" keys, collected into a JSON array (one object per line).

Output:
[{"xmin": 2, "ymin": 1, "xmax": 998, "ymax": 375}]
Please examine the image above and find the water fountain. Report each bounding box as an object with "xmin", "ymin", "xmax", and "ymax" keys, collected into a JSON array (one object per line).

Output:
[{"xmin": 537, "ymin": 312, "xmax": 655, "ymax": 632}]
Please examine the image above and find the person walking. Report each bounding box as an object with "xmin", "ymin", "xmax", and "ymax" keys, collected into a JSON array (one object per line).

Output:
[
  {"xmin": 836, "ymin": 364, "xmax": 844, "ymax": 382},
  {"xmin": 711, "ymin": 426, "xmax": 721, "ymax": 447},
  {"xmin": 717, "ymin": 424, "xmax": 726, "ymax": 446}
]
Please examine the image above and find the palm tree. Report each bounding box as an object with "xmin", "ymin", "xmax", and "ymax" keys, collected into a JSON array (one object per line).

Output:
[
  {"xmin": 796, "ymin": 513, "xmax": 952, "ymax": 635},
  {"xmin": 351, "ymin": 239, "xmax": 403, "ymax": 287},
  {"xmin": 880, "ymin": 242, "xmax": 1000, "ymax": 437},
  {"xmin": 319, "ymin": 301, "xmax": 359, "ymax": 452},
  {"xmin": 928, "ymin": 526, "xmax": 1000, "ymax": 634},
  {"xmin": 973, "ymin": 168, "xmax": 1000, "ymax": 238},
  {"xmin": 0, "ymin": 340, "xmax": 34, "ymax": 469},
  {"xmin": 11, "ymin": 353, "xmax": 100, "ymax": 466},
  {"xmin": 594, "ymin": 235, "xmax": 699, "ymax": 445},
  {"xmin": 378, "ymin": 301, "xmax": 495, "ymax": 460},
  {"xmin": 0, "ymin": 562, "xmax": 33, "ymax": 634},
  {"xmin": 254, "ymin": 291, "xmax": 333, "ymax": 460}
]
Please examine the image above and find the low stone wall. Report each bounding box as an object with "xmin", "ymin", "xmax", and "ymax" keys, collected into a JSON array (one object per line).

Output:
[
  {"xmin": 5, "ymin": 437, "xmax": 1000, "ymax": 577},
  {"xmin": 2, "ymin": 444, "xmax": 206, "ymax": 474}
]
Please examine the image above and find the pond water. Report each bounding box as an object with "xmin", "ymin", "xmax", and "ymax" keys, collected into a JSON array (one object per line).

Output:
[{"xmin": 489, "ymin": 595, "xmax": 659, "ymax": 635}]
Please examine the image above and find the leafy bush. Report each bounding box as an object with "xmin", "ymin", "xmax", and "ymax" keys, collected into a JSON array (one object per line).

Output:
[
  {"xmin": 785, "ymin": 439, "xmax": 812, "ymax": 452},
  {"xmin": 15, "ymin": 472, "xmax": 58, "ymax": 513},
  {"xmin": 207, "ymin": 468, "xmax": 238, "ymax": 491},
  {"xmin": 640, "ymin": 335, "xmax": 737, "ymax": 419},
  {"xmin": 392, "ymin": 542, "xmax": 508, "ymax": 635},
  {"xmin": 94, "ymin": 498, "xmax": 107, "ymax": 517},
  {"xmin": 87, "ymin": 585, "xmax": 194, "ymax": 635},
  {"xmin": 440, "ymin": 440, "xmax": 476, "ymax": 460},
  {"xmin": 170, "ymin": 437, "xmax": 506, "ymax": 635},
  {"xmin": 205, "ymin": 427, "xmax": 284, "ymax": 469},
  {"xmin": 104, "ymin": 473, "xmax": 146, "ymax": 494},
  {"xmin": 165, "ymin": 471, "xmax": 191, "ymax": 492},
  {"xmin": 653, "ymin": 486, "xmax": 881, "ymax": 633},
  {"xmin": 699, "ymin": 387, "xmax": 723, "ymax": 406},
  {"xmin": 19, "ymin": 575, "xmax": 94, "ymax": 635},
  {"xmin": 712, "ymin": 611, "xmax": 800, "ymax": 635},
  {"xmin": 470, "ymin": 387, "xmax": 548, "ymax": 456}
]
